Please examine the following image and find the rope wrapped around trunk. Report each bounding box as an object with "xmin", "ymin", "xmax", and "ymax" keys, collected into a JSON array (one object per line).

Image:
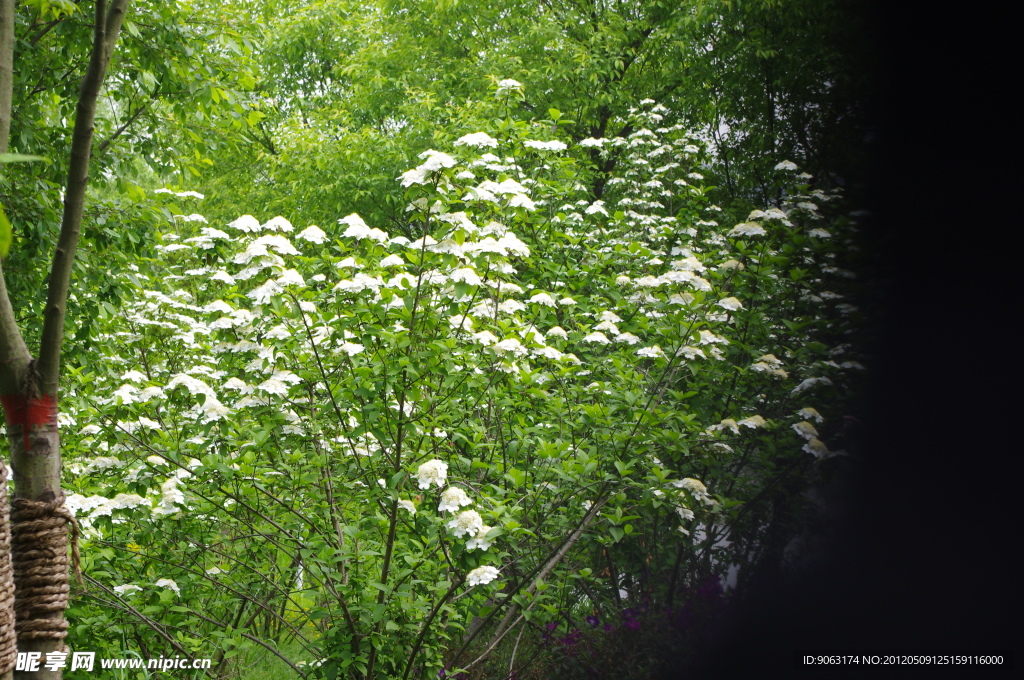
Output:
[
  {"xmin": 10, "ymin": 497, "xmax": 80, "ymax": 642},
  {"xmin": 0, "ymin": 463, "xmax": 17, "ymax": 673}
]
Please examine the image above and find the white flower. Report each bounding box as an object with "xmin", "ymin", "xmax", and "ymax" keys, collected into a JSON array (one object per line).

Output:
[
  {"xmin": 138, "ymin": 386, "xmax": 166, "ymax": 401},
  {"xmin": 797, "ymin": 407, "xmax": 824, "ymax": 423},
  {"xmin": 297, "ymin": 225, "xmax": 328, "ymax": 243},
  {"xmin": 579, "ymin": 137, "xmax": 607, "ymax": 147},
  {"xmin": 156, "ymin": 187, "xmax": 200, "ymax": 200},
  {"xmin": 634, "ymin": 275, "xmax": 661, "ymax": 288},
  {"xmin": 494, "ymin": 338, "xmax": 529, "ymax": 357},
  {"xmin": 211, "ymin": 270, "xmax": 236, "ymax": 285},
  {"xmin": 455, "ymin": 132, "xmax": 499, "ymax": 148},
  {"xmin": 265, "ymin": 325, "xmax": 291, "ymax": 340},
  {"xmin": 138, "ymin": 417, "xmax": 161, "ymax": 431},
  {"xmin": 497, "ymin": 299, "xmax": 526, "ymax": 314},
  {"xmin": 277, "ymin": 269, "xmax": 306, "ymax": 287},
  {"xmin": 228, "ymin": 215, "xmax": 261, "ymax": 232},
  {"xmin": 508, "ymin": 193, "xmax": 536, "ymax": 211},
  {"xmin": 637, "ymin": 345, "xmax": 665, "ymax": 358},
  {"xmin": 558, "ymin": 297, "xmax": 576, "ymax": 306},
  {"xmin": 599, "ymin": 311, "xmax": 622, "ymax": 323},
  {"xmin": 615, "ymin": 275, "xmax": 631, "ymax": 285},
  {"xmin": 523, "ymin": 139, "xmax": 568, "ymax": 152},
  {"xmin": 418, "ymin": 149, "xmax": 458, "ymax": 170},
  {"xmin": 792, "ymin": 421, "xmax": 818, "ymax": 440},
  {"xmin": 802, "ymin": 437, "xmax": 830, "ymax": 459},
  {"xmin": 698, "ymin": 330, "xmax": 729, "ymax": 345},
  {"xmin": 792, "ymin": 377, "xmax": 833, "ymax": 395},
  {"xmin": 718, "ymin": 297, "xmax": 743, "ymax": 311},
  {"xmin": 719, "ymin": 259, "xmax": 744, "ymax": 271},
  {"xmin": 166, "ymin": 374, "xmax": 215, "ymax": 397},
  {"xmin": 206, "ymin": 567, "xmax": 223, "ymax": 575},
  {"xmin": 671, "ymin": 477, "xmax": 712, "ymax": 503},
  {"xmin": 809, "ymin": 228, "xmax": 832, "ymax": 238},
  {"xmin": 339, "ymin": 214, "xmax": 389, "ymax": 242},
  {"xmin": 248, "ymin": 279, "xmax": 283, "ymax": 305},
  {"xmin": 438, "ymin": 486, "xmax": 473, "ymax": 512},
  {"xmin": 450, "ymin": 267, "xmax": 483, "ymax": 286},
  {"xmin": 416, "ymin": 459, "xmax": 448, "ymax": 490},
  {"xmin": 112, "ymin": 384, "xmax": 139, "ymax": 404},
  {"xmin": 496, "ymin": 78, "xmax": 522, "ymax": 91},
  {"xmin": 737, "ymin": 415, "xmax": 766, "ymax": 429},
  {"xmin": 593, "ymin": 320, "xmax": 619, "ymax": 333},
  {"xmin": 615, "ymin": 332, "xmax": 640, "ymax": 345},
  {"xmin": 448, "ymin": 510, "xmax": 484, "ymax": 538},
  {"xmin": 340, "ymin": 341, "xmax": 364, "ymax": 356},
  {"xmin": 385, "ymin": 272, "xmax": 416, "ymax": 290},
  {"xmin": 528, "ymin": 292, "xmax": 556, "ymax": 307},
  {"xmin": 546, "ymin": 326, "xmax": 568, "ymax": 339},
  {"xmin": 729, "ymin": 222, "xmax": 766, "ymax": 237},
  {"xmin": 711, "ymin": 418, "xmax": 740, "ymax": 435},
  {"xmin": 155, "ymin": 579, "xmax": 180, "ymax": 596},
  {"xmin": 533, "ymin": 346, "xmax": 564, "ymax": 360},
  {"xmin": 113, "ymin": 584, "xmax": 143, "ymax": 596},
  {"xmin": 471, "ymin": 330, "xmax": 499, "ymax": 346},
  {"xmin": 583, "ymin": 332, "xmax": 610, "ymax": 344},
  {"xmin": 676, "ymin": 477, "xmax": 709, "ymax": 497},
  {"xmin": 398, "ymin": 500, "xmax": 417, "ymax": 514},
  {"xmin": 335, "ymin": 272, "xmax": 384, "ymax": 294},
  {"xmin": 466, "ymin": 565, "xmax": 500, "ymax": 586},
  {"xmin": 677, "ymin": 346, "xmax": 705, "ymax": 360},
  {"xmin": 261, "ymin": 216, "xmax": 294, "ymax": 232},
  {"xmin": 379, "ymin": 254, "xmax": 405, "ymax": 267},
  {"xmin": 466, "ymin": 526, "xmax": 495, "ymax": 551},
  {"xmin": 774, "ymin": 160, "xmax": 799, "ymax": 171},
  {"xmin": 257, "ymin": 378, "xmax": 291, "ymax": 396}
]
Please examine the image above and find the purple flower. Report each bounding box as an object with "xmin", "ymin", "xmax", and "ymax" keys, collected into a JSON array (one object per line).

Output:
[{"xmin": 585, "ymin": 615, "xmax": 600, "ymax": 627}]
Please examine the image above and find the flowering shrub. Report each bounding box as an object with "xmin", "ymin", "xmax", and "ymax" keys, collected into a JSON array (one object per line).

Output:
[{"xmin": 60, "ymin": 90, "xmax": 863, "ymax": 678}]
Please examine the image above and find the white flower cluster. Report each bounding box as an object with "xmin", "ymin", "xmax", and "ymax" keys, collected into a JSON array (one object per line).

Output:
[
  {"xmin": 438, "ymin": 486, "xmax": 473, "ymax": 512},
  {"xmin": 416, "ymin": 459, "xmax": 448, "ymax": 489},
  {"xmin": 466, "ymin": 565, "xmax": 500, "ymax": 586},
  {"xmin": 447, "ymin": 510, "xmax": 484, "ymax": 538},
  {"xmin": 398, "ymin": 149, "xmax": 458, "ymax": 187}
]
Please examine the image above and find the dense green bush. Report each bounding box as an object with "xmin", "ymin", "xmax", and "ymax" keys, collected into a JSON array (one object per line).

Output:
[{"xmin": 58, "ymin": 89, "xmax": 863, "ymax": 678}]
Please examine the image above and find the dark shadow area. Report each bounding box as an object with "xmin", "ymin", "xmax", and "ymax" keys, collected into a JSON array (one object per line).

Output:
[{"xmin": 663, "ymin": 5, "xmax": 1020, "ymax": 679}]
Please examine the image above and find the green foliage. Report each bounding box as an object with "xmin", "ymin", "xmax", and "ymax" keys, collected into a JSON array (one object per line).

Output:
[
  {"xmin": 0, "ymin": 1, "xmax": 869, "ymax": 677},
  {"xmin": 56, "ymin": 95, "xmax": 864, "ymax": 678}
]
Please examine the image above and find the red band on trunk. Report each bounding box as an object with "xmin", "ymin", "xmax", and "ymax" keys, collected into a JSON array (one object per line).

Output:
[{"xmin": 1, "ymin": 394, "xmax": 58, "ymax": 450}]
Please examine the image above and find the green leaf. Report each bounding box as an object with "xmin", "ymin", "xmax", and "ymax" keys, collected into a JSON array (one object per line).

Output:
[
  {"xmin": 0, "ymin": 204, "xmax": 10, "ymax": 258},
  {"xmin": 0, "ymin": 153, "xmax": 45, "ymax": 163}
]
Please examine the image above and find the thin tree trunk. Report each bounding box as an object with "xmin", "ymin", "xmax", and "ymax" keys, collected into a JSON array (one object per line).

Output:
[
  {"xmin": 0, "ymin": 0, "xmax": 12, "ymax": 157},
  {"xmin": 0, "ymin": 3, "xmax": 130, "ymax": 679},
  {"xmin": 1, "ymin": 2, "xmax": 21, "ymax": 677}
]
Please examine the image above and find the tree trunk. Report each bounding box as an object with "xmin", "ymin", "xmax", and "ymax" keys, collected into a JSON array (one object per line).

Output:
[
  {"xmin": 0, "ymin": 2, "xmax": 131, "ymax": 679},
  {"xmin": 1, "ymin": 2, "xmax": 21, "ymax": 677}
]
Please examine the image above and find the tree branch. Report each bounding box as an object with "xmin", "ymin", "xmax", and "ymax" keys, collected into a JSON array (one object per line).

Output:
[
  {"xmin": 96, "ymin": 98, "xmax": 150, "ymax": 155},
  {"xmin": 36, "ymin": 0, "xmax": 130, "ymax": 394}
]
